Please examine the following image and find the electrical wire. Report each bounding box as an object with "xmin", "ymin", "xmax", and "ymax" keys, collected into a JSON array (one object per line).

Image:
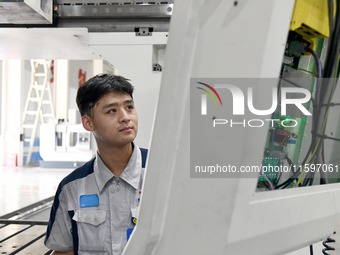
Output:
[
  {"xmin": 276, "ymin": 48, "xmax": 322, "ymax": 188},
  {"xmin": 275, "ymin": 77, "xmax": 319, "ymax": 188},
  {"xmin": 274, "ymin": 62, "xmax": 318, "ymax": 188},
  {"xmin": 322, "ymin": 0, "xmax": 340, "ymax": 79},
  {"xmin": 315, "ymin": 133, "xmax": 340, "ymax": 142},
  {"xmin": 275, "ymin": 155, "xmax": 300, "ymax": 189},
  {"xmin": 275, "ymin": 0, "xmax": 340, "ymax": 189},
  {"xmin": 303, "ymin": 47, "xmax": 322, "ymax": 179},
  {"xmin": 260, "ymin": 172, "xmax": 275, "ymax": 190},
  {"xmin": 295, "ymin": 0, "xmax": 340, "ymax": 186},
  {"xmin": 300, "ymin": 64, "xmax": 339, "ymax": 186},
  {"xmin": 305, "ymin": 47, "xmax": 323, "ymax": 79},
  {"xmin": 328, "ymin": 0, "xmax": 335, "ymax": 34},
  {"xmin": 275, "ymin": 141, "xmax": 314, "ymax": 189},
  {"xmin": 319, "ymin": 55, "xmax": 340, "ymax": 181},
  {"xmin": 322, "ymin": 236, "xmax": 336, "ymax": 254},
  {"xmin": 306, "ymin": 47, "xmax": 322, "ymax": 155},
  {"xmin": 276, "ymin": 56, "xmax": 336, "ymax": 188},
  {"xmin": 275, "ymin": 47, "xmax": 322, "ymax": 188},
  {"xmin": 309, "ymin": 244, "xmax": 314, "ymax": 255},
  {"xmin": 275, "ymin": 169, "xmax": 283, "ymax": 187},
  {"xmin": 257, "ymin": 180, "xmax": 270, "ymax": 190}
]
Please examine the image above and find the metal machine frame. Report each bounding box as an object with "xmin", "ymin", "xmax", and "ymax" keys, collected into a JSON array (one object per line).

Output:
[{"xmin": 124, "ymin": 1, "xmax": 340, "ymax": 254}]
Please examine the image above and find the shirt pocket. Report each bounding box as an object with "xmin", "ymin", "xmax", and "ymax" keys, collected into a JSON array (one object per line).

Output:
[{"xmin": 73, "ymin": 209, "xmax": 107, "ymax": 253}]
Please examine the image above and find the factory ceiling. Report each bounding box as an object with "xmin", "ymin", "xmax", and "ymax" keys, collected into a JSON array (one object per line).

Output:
[{"xmin": 0, "ymin": 0, "xmax": 173, "ymax": 32}]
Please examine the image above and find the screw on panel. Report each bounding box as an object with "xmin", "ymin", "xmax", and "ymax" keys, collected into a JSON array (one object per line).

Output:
[{"xmin": 153, "ymin": 63, "xmax": 162, "ymax": 72}]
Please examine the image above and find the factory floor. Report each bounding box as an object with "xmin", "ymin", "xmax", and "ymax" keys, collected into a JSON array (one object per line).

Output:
[
  {"xmin": 0, "ymin": 165, "xmax": 327, "ymax": 255},
  {"xmin": 0, "ymin": 165, "xmax": 72, "ymax": 217}
]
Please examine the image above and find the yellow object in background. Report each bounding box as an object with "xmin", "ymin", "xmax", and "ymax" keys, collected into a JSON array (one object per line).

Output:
[{"xmin": 290, "ymin": 0, "xmax": 330, "ymax": 40}]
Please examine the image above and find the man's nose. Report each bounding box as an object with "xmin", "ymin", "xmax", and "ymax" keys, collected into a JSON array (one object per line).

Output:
[{"xmin": 119, "ymin": 109, "xmax": 130, "ymax": 122}]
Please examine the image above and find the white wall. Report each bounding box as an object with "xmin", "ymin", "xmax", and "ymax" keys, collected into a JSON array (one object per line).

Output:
[
  {"xmin": 55, "ymin": 60, "xmax": 69, "ymax": 122},
  {"xmin": 0, "ymin": 60, "xmax": 2, "ymax": 166},
  {"xmin": 89, "ymin": 32, "xmax": 168, "ymax": 148},
  {"xmin": 1, "ymin": 60, "xmax": 23, "ymax": 166},
  {"xmin": 68, "ymin": 60, "xmax": 94, "ymax": 123}
]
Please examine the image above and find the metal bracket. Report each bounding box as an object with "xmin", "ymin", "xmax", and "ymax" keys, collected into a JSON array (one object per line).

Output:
[{"xmin": 135, "ymin": 27, "xmax": 153, "ymax": 36}]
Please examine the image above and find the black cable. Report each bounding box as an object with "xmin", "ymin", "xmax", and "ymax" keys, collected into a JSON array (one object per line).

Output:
[
  {"xmin": 275, "ymin": 155, "xmax": 303, "ymax": 189},
  {"xmin": 285, "ymin": 155, "xmax": 294, "ymax": 166},
  {"xmin": 275, "ymin": 55, "xmax": 320, "ymax": 189},
  {"xmin": 315, "ymin": 102, "xmax": 340, "ymax": 106},
  {"xmin": 275, "ymin": 145, "xmax": 313, "ymax": 189},
  {"xmin": 275, "ymin": 173, "xmax": 282, "ymax": 187},
  {"xmin": 306, "ymin": 47, "xmax": 322, "ymax": 158},
  {"xmin": 319, "ymin": 0, "xmax": 340, "ymax": 121},
  {"xmin": 337, "ymin": 56, "xmax": 340, "ymax": 77},
  {"xmin": 319, "ymin": 0, "xmax": 340, "ymax": 126},
  {"xmin": 276, "ymin": 0, "xmax": 340, "ymax": 189},
  {"xmin": 276, "ymin": 13, "xmax": 340, "ymax": 189},
  {"xmin": 328, "ymin": 0, "xmax": 335, "ymax": 38},
  {"xmin": 300, "ymin": 0, "xmax": 340, "ymax": 186},
  {"xmin": 320, "ymin": 139, "xmax": 328, "ymax": 184},
  {"xmin": 272, "ymin": 154, "xmax": 292, "ymax": 188},
  {"xmin": 322, "ymin": 0, "xmax": 340, "ymax": 79},
  {"xmin": 304, "ymin": 172, "xmax": 315, "ymax": 186},
  {"xmin": 301, "ymin": 170, "xmax": 313, "ymax": 186},
  {"xmin": 309, "ymin": 244, "xmax": 314, "ymax": 255},
  {"xmin": 320, "ymin": 174, "xmax": 328, "ymax": 185},
  {"xmin": 322, "ymin": 140, "xmax": 326, "ymax": 163},
  {"xmin": 314, "ymin": 133, "xmax": 340, "ymax": 142},
  {"xmin": 275, "ymin": 170, "xmax": 298, "ymax": 189},
  {"xmin": 322, "ymin": 236, "xmax": 336, "ymax": 254}
]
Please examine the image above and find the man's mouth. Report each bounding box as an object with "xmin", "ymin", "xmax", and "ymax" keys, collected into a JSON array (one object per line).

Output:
[{"xmin": 119, "ymin": 126, "xmax": 132, "ymax": 132}]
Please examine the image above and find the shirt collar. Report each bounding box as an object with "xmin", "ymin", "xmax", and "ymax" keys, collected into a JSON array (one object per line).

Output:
[{"xmin": 94, "ymin": 143, "xmax": 142, "ymax": 193}]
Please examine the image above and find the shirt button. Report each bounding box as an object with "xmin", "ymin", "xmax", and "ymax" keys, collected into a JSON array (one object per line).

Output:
[{"xmin": 111, "ymin": 189, "xmax": 115, "ymax": 193}]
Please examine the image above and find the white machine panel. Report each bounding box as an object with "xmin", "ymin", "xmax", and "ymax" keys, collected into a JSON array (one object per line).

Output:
[{"xmin": 123, "ymin": 0, "xmax": 340, "ymax": 255}]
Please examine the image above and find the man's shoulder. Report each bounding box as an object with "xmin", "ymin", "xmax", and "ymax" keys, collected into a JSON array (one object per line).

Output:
[
  {"xmin": 138, "ymin": 147, "xmax": 148, "ymax": 169},
  {"xmin": 59, "ymin": 157, "xmax": 96, "ymax": 188}
]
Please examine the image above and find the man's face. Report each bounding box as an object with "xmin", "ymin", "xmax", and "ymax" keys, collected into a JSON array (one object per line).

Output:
[{"xmin": 83, "ymin": 92, "xmax": 138, "ymax": 148}]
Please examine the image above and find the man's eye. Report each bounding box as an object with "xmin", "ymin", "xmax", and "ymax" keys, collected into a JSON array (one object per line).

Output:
[
  {"xmin": 108, "ymin": 109, "xmax": 117, "ymax": 113},
  {"xmin": 127, "ymin": 105, "xmax": 135, "ymax": 110}
]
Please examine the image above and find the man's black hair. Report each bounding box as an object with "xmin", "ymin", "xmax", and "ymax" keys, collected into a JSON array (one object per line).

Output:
[{"xmin": 76, "ymin": 74, "xmax": 134, "ymax": 116}]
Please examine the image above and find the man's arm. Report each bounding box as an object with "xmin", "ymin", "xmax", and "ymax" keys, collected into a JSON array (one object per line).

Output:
[
  {"xmin": 45, "ymin": 190, "xmax": 74, "ymax": 253},
  {"xmin": 52, "ymin": 251, "xmax": 74, "ymax": 255}
]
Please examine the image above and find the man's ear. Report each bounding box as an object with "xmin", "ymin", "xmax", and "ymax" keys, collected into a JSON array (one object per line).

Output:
[{"xmin": 81, "ymin": 115, "xmax": 93, "ymax": 131}]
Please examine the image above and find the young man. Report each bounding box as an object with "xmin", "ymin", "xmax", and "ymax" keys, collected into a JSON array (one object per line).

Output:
[{"xmin": 45, "ymin": 74, "xmax": 147, "ymax": 255}]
